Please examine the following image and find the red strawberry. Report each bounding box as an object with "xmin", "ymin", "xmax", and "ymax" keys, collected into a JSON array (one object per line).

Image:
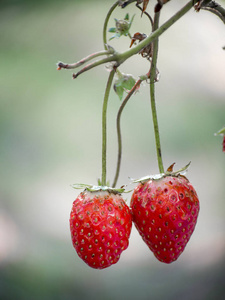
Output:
[
  {"xmin": 70, "ymin": 188, "xmax": 132, "ymax": 269},
  {"xmin": 214, "ymin": 127, "xmax": 225, "ymax": 152},
  {"xmin": 130, "ymin": 172, "xmax": 200, "ymax": 263},
  {"xmin": 223, "ymin": 135, "xmax": 225, "ymax": 152}
]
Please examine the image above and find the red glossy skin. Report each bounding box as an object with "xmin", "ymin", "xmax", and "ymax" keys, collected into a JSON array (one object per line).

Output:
[
  {"xmin": 70, "ymin": 190, "xmax": 132, "ymax": 269},
  {"xmin": 130, "ymin": 175, "xmax": 200, "ymax": 263}
]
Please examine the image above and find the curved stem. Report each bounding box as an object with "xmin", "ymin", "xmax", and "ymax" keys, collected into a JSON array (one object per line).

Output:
[
  {"xmin": 72, "ymin": 55, "xmax": 118, "ymax": 78},
  {"xmin": 103, "ymin": 1, "xmax": 119, "ymax": 49},
  {"xmin": 61, "ymin": 1, "xmax": 196, "ymax": 79},
  {"xmin": 149, "ymin": 8, "xmax": 164, "ymax": 174},
  {"xmin": 102, "ymin": 69, "xmax": 116, "ymax": 186},
  {"xmin": 119, "ymin": 0, "xmax": 195, "ymax": 64},
  {"xmin": 201, "ymin": 2, "xmax": 225, "ymax": 24},
  {"xmin": 112, "ymin": 79, "xmax": 143, "ymax": 188},
  {"xmin": 136, "ymin": 3, "xmax": 154, "ymax": 29},
  {"xmin": 57, "ymin": 50, "xmax": 111, "ymax": 70}
]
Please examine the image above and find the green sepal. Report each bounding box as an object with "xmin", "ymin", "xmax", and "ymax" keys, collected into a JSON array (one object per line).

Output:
[
  {"xmin": 133, "ymin": 162, "xmax": 191, "ymax": 184},
  {"xmin": 114, "ymin": 74, "xmax": 136, "ymax": 100},
  {"xmin": 109, "ymin": 32, "xmax": 122, "ymax": 41},
  {"xmin": 124, "ymin": 13, "xmax": 129, "ymax": 21},
  {"xmin": 109, "ymin": 14, "xmax": 135, "ymax": 40},
  {"xmin": 72, "ymin": 183, "xmax": 131, "ymax": 194},
  {"xmin": 215, "ymin": 126, "xmax": 225, "ymax": 136},
  {"xmin": 132, "ymin": 173, "xmax": 164, "ymax": 183},
  {"xmin": 114, "ymin": 84, "xmax": 124, "ymax": 100},
  {"xmin": 108, "ymin": 27, "xmax": 117, "ymax": 33},
  {"xmin": 165, "ymin": 161, "xmax": 191, "ymax": 176}
]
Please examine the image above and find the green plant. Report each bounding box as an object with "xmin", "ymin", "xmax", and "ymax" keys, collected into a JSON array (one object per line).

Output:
[{"xmin": 57, "ymin": 0, "xmax": 224, "ymax": 268}]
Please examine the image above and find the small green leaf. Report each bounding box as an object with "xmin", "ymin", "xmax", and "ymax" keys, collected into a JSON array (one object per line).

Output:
[
  {"xmin": 121, "ymin": 75, "xmax": 136, "ymax": 90},
  {"xmin": 129, "ymin": 14, "xmax": 135, "ymax": 28},
  {"xmin": 114, "ymin": 83, "xmax": 124, "ymax": 100},
  {"xmin": 124, "ymin": 13, "xmax": 129, "ymax": 21},
  {"xmin": 108, "ymin": 27, "xmax": 116, "ymax": 33},
  {"xmin": 109, "ymin": 32, "xmax": 121, "ymax": 41},
  {"xmin": 113, "ymin": 73, "xmax": 136, "ymax": 100}
]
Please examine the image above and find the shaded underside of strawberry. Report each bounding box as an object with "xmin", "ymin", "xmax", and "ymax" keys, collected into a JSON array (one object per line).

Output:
[
  {"xmin": 70, "ymin": 189, "xmax": 132, "ymax": 269},
  {"xmin": 130, "ymin": 175, "xmax": 200, "ymax": 263}
]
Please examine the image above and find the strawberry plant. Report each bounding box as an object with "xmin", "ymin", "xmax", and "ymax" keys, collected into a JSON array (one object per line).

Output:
[{"xmin": 57, "ymin": 0, "xmax": 225, "ymax": 268}]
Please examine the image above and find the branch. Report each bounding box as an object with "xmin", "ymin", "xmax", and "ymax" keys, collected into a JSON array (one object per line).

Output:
[
  {"xmin": 200, "ymin": 1, "xmax": 225, "ymax": 24},
  {"xmin": 58, "ymin": 0, "xmax": 197, "ymax": 79},
  {"xmin": 57, "ymin": 49, "xmax": 113, "ymax": 70},
  {"xmin": 116, "ymin": 0, "xmax": 197, "ymax": 64}
]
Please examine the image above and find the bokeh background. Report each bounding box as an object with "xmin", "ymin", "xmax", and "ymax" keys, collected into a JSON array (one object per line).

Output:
[{"xmin": 0, "ymin": 0, "xmax": 225, "ymax": 299}]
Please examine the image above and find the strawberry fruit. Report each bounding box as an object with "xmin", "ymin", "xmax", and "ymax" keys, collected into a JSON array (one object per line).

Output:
[
  {"xmin": 70, "ymin": 188, "xmax": 132, "ymax": 269},
  {"xmin": 223, "ymin": 135, "xmax": 225, "ymax": 152},
  {"xmin": 130, "ymin": 173, "xmax": 200, "ymax": 263}
]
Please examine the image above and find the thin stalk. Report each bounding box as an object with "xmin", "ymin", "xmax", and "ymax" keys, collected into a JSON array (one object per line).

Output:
[
  {"xmin": 72, "ymin": 56, "xmax": 117, "ymax": 78},
  {"xmin": 201, "ymin": 2, "xmax": 225, "ymax": 24},
  {"xmin": 136, "ymin": 3, "xmax": 154, "ymax": 29},
  {"xmin": 115, "ymin": 0, "xmax": 196, "ymax": 65},
  {"xmin": 57, "ymin": 50, "xmax": 111, "ymax": 70},
  {"xmin": 102, "ymin": 69, "xmax": 116, "ymax": 186},
  {"xmin": 149, "ymin": 9, "xmax": 164, "ymax": 174},
  {"xmin": 112, "ymin": 78, "xmax": 142, "ymax": 188},
  {"xmin": 103, "ymin": 1, "xmax": 119, "ymax": 49},
  {"xmin": 61, "ymin": 1, "xmax": 196, "ymax": 79}
]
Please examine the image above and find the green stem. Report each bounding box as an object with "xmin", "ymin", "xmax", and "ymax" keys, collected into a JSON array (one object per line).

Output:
[
  {"xmin": 118, "ymin": 0, "xmax": 195, "ymax": 64},
  {"xmin": 201, "ymin": 1, "xmax": 225, "ymax": 24},
  {"xmin": 57, "ymin": 50, "xmax": 111, "ymax": 70},
  {"xmin": 103, "ymin": 1, "xmax": 119, "ymax": 49},
  {"xmin": 72, "ymin": 0, "xmax": 196, "ymax": 78},
  {"xmin": 149, "ymin": 8, "xmax": 164, "ymax": 174},
  {"xmin": 102, "ymin": 69, "xmax": 116, "ymax": 186},
  {"xmin": 112, "ymin": 78, "xmax": 142, "ymax": 188}
]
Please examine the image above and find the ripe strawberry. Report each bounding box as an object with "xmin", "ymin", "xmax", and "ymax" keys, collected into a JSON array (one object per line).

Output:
[
  {"xmin": 214, "ymin": 127, "xmax": 225, "ymax": 152},
  {"xmin": 70, "ymin": 188, "xmax": 132, "ymax": 269},
  {"xmin": 130, "ymin": 173, "xmax": 200, "ymax": 263},
  {"xmin": 223, "ymin": 135, "xmax": 225, "ymax": 152}
]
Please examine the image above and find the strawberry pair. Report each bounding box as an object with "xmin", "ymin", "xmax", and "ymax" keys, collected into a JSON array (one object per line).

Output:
[{"xmin": 69, "ymin": 168, "xmax": 200, "ymax": 269}]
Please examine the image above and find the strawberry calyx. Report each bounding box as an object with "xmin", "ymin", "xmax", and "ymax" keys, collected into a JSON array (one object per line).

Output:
[
  {"xmin": 214, "ymin": 126, "xmax": 225, "ymax": 136},
  {"xmin": 133, "ymin": 161, "xmax": 191, "ymax": 183},
  {"xmin": 72, "ymin": 183, "xmax": 130, "ymax": 194}
]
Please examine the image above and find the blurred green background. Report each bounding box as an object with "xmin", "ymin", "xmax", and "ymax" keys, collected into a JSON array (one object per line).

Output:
[{"xmin": 0, "ymin": 0, "xmax": 225, "ymax": 299}]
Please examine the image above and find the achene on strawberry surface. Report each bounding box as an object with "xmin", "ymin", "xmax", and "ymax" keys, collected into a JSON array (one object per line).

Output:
[
  {"xmin": 130, "ymin": 174, "xmax": 200, "ymax": 263},
  {"xmin": 70, "ymin": 189, "xmax": 132, "ymax": 269}
]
